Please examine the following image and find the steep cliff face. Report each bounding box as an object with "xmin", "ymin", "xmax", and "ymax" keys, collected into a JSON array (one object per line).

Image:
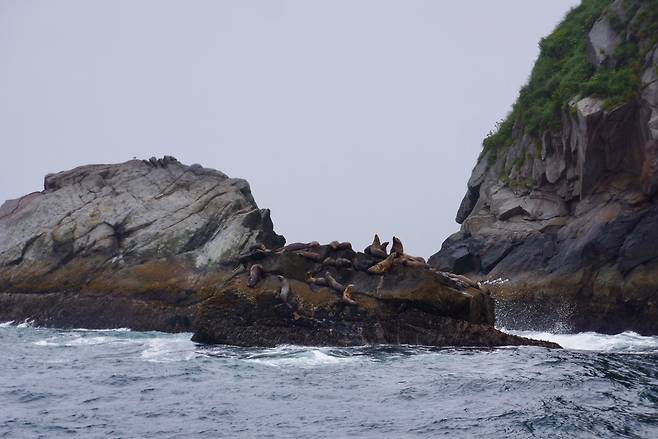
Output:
[
  {"xmin": 430, "ymin": 0, "xmax": 658, "ymax": 334},
  {"xmin": 0, "ymin": 157, "xmax": 285, "ymax": 331}
]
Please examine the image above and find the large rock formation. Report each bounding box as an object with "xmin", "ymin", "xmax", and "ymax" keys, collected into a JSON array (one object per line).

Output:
[
  {"xmin": 0, "ymin": 157, "xmax": 284, "ymax": 331},
  {"xmin": 0, "ymin": 157, "xmax": 556, "ymax": 348},
  {"xmin": 431, "ymin": 0, "xmax": 658, "ymax": 335}
]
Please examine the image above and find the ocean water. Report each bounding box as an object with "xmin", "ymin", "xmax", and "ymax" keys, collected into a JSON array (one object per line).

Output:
[{"xmin": 1, "ymin": 322, "xmax": 657, "ymax": 438}]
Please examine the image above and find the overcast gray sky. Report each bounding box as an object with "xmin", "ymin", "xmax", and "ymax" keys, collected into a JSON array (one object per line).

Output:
[{"xmin": 0, "ymin": 0, "xmax": 579, "ymax": 257}]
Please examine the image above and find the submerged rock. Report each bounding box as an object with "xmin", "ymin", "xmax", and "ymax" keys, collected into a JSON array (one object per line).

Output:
[{"xmin": 0, "ymin": 158, "xmax": 556, "ymax": 348}]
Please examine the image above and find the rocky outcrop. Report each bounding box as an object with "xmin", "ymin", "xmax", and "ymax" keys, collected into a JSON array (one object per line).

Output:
[
  {"xmin": 0, "ymin": 158, "xmax": 556, "ymax": 348},
  {"xmin": 192, "ymin": 244, "xmax": 556, "ymax": 347},
  {"xmin": 0, "ymin": 157, "xmax": 284, "ymax": 331},
  {"xmin": 431, "ymin": 0, "xmax": 658, "ymax": 335}
]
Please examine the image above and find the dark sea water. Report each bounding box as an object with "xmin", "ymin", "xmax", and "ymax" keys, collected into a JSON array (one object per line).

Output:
[{"xmin": 1, "ymin": 322, "xmax": 657, "ymax": 438}]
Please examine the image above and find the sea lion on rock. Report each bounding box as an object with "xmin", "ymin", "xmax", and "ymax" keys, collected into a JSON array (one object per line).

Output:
[
  {"xmin": 365, "ymin": 234, "xmax": 388, "ymax": 259},
  {"xmin": 324, "ymin": 271, "xmax": 344, "ymax": 292},
  {"xmin": 449, "ymin": 273, "xmax": 480, "ymax": 289},
  {"xmin": 305, "ymin": 272, "xmax": 328, "ymax": 287},
  {"xmin": 276, "ymin": 275, "xmax": 292, "ymax": 308},
  {"xmin": 278, "ymin": 241, "xmax": 320, "ymax": 253},
  {"xmin": 368, "ymin": 253, "xmax": 397, "ymax": 274},
  {"xmin": 247, "ymin": 264, "xmax": 264, "ymax": 288},
  {"xmin": 391, "ymin": 236, "xmax": 404, "ymax": 255},
  {"xmin": 297, "ymin": 251, "xmax": 323, "ymax": 262},
  {"xmin": 323, "ymin": 257, "xmax": 338, "ymax": 267},
  {"xmin": 329, "ymin": 241, "xmax": 353, "ymax": 250},
  {"xmin": 335, "ymin": 258, "xmax": 352, "ymax": 268},
  {"xmin": 341, "ymin": 284, "xmax": 358, "ymax": 306}
]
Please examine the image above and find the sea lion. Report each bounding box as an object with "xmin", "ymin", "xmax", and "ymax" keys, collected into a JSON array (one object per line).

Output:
[
  {"xmin": 278, "ymin": 241, "xmax": 320, "ymax": 253},
  {"xmin": 297, "ymin": 251, "xmax": 323, "ymax": 262},
  {"xmin": 380, "ymin": 242, "xmax": 389, "ymax": 253},
  {"xmin": 306, "ymin": 272, "xmax": 328, "ymax": 286},
  {"xmin": 237, "ymin": 246, "xmax": 271, "ymax": 268},
  {"xmin": 365, "ymin": 234, "xmax": 388, "ymax": 259},
  {"xmin": 325, "ymin": 271, "xmax": 344, "ymax": 292},
  {"xmin": 330, "ymin": 241, "xmax": 353, "ymax": 250},
  {"xmin": 335, "ymin": 258, "xmax": 352, "ymax": 268},
  {"xmin": 247, "ymin": 264, "xmax": 264, "ymax": 288},
  {"xmin": 248, "ymin": 243, "xmax": 267, "ymax": 252},
  {"xmin": 323, "ymin": 257, "xmax": 337, "ymax": 267},
  {"xmin": 449, "ymin": 273, "xmax": 480, "ymax": 289},
  {"xmin": 368, "ymin": 252, "xmax": 397, "ymax": 274},
  {"xmin": 341, "ymin": 284, "xmax": 358, "ymax": 306},
  {"xmin": 276, "ymin": 275, "xmax": 292, "ymax": 308},
  {"xmin": 391, "ymin": 236, "xmax": 404, "ymax": 255}
]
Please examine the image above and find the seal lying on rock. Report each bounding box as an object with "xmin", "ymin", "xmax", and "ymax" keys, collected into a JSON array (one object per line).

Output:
[
  {"xmin": 329, "ymin": 241, "xmax": 353, "ymax": 250},
  {"xmin": 306, "ymin": 272, "xmax": 328, "ymax": 286},
  {"xmin": 297, "ymin": 251, "xmax": 323, "ymax": 262},
  {"xmin": 325, "ymin": 271, "xmax": 344, "ymax": 292},
  {"xmin": 368, "ymin": 253, "xmax": 397, "ymax": 274},
  {"xmin": 335, "ymin": 258, "xmax": 352, "ymax": 268},
  {"xmin": 278, "ymin": 241, "xmax": 320, "ymax": 253},
  {"xmin": 342, "ymin": 284, "xmax": 358, "ymax": 306},
  {"xmin": 276, "ymin": 275, "xmax": 293, "ymax": 308},
  {"xmin": 247, "ymin": 264, "xmax": 264, "ymax": 288},
  {"xmin": 364, "ymin": 234, "xmax": 388, "ymax": 259}
]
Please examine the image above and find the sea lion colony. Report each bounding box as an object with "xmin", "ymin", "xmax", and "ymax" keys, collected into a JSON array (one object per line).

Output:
[{"xmin": 241, "ymin": 234, "xmax": 488, "ymax": 308}]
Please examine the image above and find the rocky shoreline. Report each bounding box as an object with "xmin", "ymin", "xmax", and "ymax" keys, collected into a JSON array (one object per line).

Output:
[{"xmin": 0, "ymin": 158, "xmax": 557, "ymax": 348}]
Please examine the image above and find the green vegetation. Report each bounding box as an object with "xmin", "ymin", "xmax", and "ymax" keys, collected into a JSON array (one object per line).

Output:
[{"xmin": 481, "ymin": 0, "xmax": 658, "ymax": 158}]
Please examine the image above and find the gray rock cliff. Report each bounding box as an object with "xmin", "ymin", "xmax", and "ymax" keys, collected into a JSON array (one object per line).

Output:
[{"xmin": 430, "ymin": 0, "xmax": 658, "ymax": 335}]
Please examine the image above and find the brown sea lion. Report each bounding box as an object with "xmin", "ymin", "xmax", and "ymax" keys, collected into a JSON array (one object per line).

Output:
[
  {"xmin": 306, "ymin": 272, "xmax": 329, "ymax": 286},
  {"xmin": 391, "ymin": 236, "xmax": 404, "ymax": 255},
  {"xmin": 380, "ymin": 242, "xmax": 389, "ymax": 253},
  {"xmin": 248, "ymin": 243, "xmax": 267, "ymax": 252},
  {"xmin": 449, "ymin": 273, "xmax": 480, "ymax": 289},
  {"xmin": 247, "ymin": 264, "xmax": 264, "ymax": 288},
  {"xmin": 364, "ymin": 234, "xmax": 387, "ymax": 258},
  {"xmin": 297, "ymin": 251, "xmax": 323, "ymax": 262},
  {"xmin": 276, "ymin": 275, "xmax": 292, "ymax": 308},
  {"xmin": 322, "ymin": 257, "xmax": 337, "ymax": 266},
  {"xmin": 341, "ymin": 284, "xmax": 357, "ymax": 306},
  {"xmin": 279, "ymin": 241, "xmax": 320, "ymax": 253},
  {"xmin": 336, "ymin": 242, "xmax": 352, "ymax": 250},
  {"xmin": 329, "ymin": 240, "xmax": 353, "ymax": 250},
  {"xmin": 368, "ymin": 253, "xmax": 397, "ymax": 274},
  {"xmin": 325, "ymin": 271, "xmax": 344, "ymax": 292},
  {"xmin": 335, "ymin": 258, "xmax": 352, "ymax": 268}
]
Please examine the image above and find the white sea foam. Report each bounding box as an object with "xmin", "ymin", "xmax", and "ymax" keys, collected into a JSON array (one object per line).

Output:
[
  {"xmin": 244, "ymin": 346, "xmax": 356, "ymax": 368},
  {"xmin": 33, "ymin": 335, "xmax": 128, "ymax": 347},
  {"xmin": 0, "ymin": 321, "xmax": 15, "ymax": 327},
  {"xmin": 72, "ymin": 328, "xmax": 132, "ymax": 332},
  {"xmin": 502, "ymin": 329, "xmax": 658, "ymax": 353},
  {"xmin": 140, "ymin": 335, "xmax": 197, "ymax": 363}
]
